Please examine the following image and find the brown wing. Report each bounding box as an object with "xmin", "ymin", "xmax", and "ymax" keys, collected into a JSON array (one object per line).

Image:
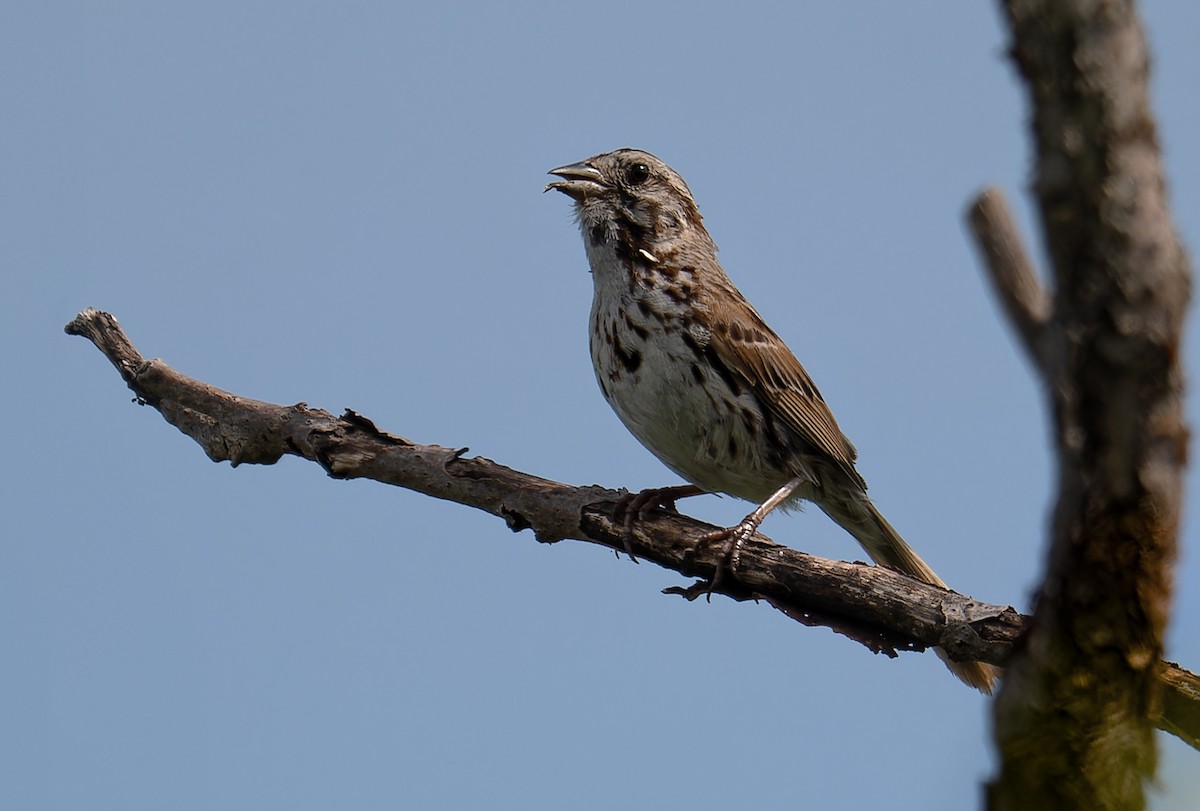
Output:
[{"xmin": 703, "ymin": 286, "xmax": 864, "ymax": 487}]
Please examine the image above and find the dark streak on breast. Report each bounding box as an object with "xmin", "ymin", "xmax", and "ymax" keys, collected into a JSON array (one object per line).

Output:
[
  {"xmin": 705, "ymin": 346, "xmax": 743, "ymax": 397},
  {"xmin": 683, "ymin": 331, "xmax": 741, "ymax": 398},
  {"xmin": 623, "ymin": 311, "xmax": 649, "ymax": 341},
  {"xmin": 663, "ymin": 284, "xmax": 692, "ymax": 304},
  {"xmin": 611, "ymin": 332, "xmax": 642, "ymax": 374}
]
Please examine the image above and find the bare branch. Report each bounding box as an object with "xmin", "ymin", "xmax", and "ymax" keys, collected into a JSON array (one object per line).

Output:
[
  {"xmin": 1160, "ymin": 663, "xmax": 1200, "ymax": 751},
  {"xmin": 66, "ymin": 307, "xmax": 1198, "ymax": 749},
  {"xmin": 966, "ymin": 187, "xmax": 1051, "ymax": 371}
]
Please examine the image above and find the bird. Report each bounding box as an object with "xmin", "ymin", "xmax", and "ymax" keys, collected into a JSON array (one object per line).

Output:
[{"xmin": 546, "ymin": 148, "xmax": 998, "ymax": 694}]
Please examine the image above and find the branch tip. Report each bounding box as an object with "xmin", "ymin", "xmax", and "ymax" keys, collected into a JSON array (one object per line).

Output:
[{"xmin": 965, "ymin": 187, "xmax": 1051, "ymax": 372}]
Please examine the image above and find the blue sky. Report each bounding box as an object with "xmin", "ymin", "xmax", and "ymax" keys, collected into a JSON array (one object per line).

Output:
[{"xmin": 4, "ymin": 2, "xmax": 1198, "ymax": 808}]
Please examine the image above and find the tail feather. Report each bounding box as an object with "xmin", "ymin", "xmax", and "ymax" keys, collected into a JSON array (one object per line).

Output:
[{"xmin": 818, "ymin": 492, "xmax": 1001, "ymax": 694}]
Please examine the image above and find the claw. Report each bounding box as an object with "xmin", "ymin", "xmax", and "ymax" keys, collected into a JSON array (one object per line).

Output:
[{"xmin": 612, "ymin": 484, "xmax": 707, "ymax": 563}]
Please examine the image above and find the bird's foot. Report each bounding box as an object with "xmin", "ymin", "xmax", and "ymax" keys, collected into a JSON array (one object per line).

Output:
[
  {"xmin": 693, "ymin": 515, "xmax": 761, "ymax": 600},
  {"xmin": 612, "ymin": 484, "xmax": 706, "ymax": 563},
  {"xmin": 689, "ymin": 475, "xmax": 807, "ymax": 597}
]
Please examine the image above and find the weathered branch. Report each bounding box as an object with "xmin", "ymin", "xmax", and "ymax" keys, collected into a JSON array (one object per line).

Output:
[
  {"xmin": 966, "ymin": 187, "xmax": 1052, "ymax": 371},
  {"xmin": 1160, "ymin": 663, "xmax": 1200, "ymax": 751},
  {"xmin": 66, "ymin": 307, "xmax": 1198, "ymax": 749},
  {"xmin": 983, "ymin": 1, "xmax": 1192, "ymax": 808}
]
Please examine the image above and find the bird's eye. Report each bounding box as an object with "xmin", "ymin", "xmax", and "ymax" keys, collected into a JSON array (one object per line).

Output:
[{"xmin": 626, "ymin": 162, "xmax": 651, "ymax": 186}]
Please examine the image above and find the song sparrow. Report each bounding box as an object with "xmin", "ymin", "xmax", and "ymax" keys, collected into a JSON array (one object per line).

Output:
[{"xmin": 547, "ymin": 148, "xmax": 998, "ymax": 694}]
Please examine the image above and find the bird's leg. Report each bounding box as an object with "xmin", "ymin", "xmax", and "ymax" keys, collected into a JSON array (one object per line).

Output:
[
  {"xmin": 698, "ymin": 474, "xmax": 808, "ymax": 592},
  {"xmin": 613, "ymin": 484, "xmax": 707, "ymax": 562}
]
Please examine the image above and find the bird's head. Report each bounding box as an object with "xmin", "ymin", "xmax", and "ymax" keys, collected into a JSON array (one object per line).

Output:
[{"xmin": 546, "ymin": 149, "xmax": 712, "ymax": 258}]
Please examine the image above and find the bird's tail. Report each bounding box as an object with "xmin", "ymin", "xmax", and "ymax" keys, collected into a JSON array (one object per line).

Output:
[{"xmin": 818, "ymin": 491, "xmax": 1000, "ymax": 695}]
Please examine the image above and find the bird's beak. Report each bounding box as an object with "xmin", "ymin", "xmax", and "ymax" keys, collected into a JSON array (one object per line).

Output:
[{"xmin": 545, "ymin": 161, "xmax": 605, "ymax": 201}]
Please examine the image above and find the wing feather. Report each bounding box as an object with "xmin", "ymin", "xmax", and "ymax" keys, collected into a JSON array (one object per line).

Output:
[{"xmin": 702, "ymin": 287, "xmax": 864, "ymax": 487}]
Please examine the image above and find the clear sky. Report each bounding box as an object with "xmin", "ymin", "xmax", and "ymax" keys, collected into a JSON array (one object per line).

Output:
[{"xmin": 4, "ymin": 2, "xmax": 1198, "ymax": 808}]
